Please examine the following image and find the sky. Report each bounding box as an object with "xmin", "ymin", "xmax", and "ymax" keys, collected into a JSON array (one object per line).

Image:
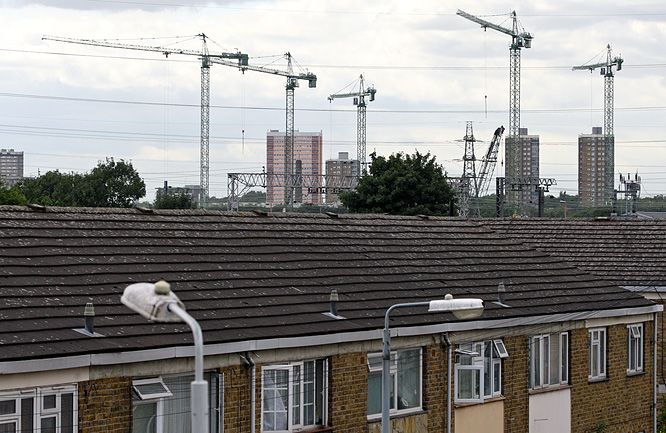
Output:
[{"xmin": 1, "ymin": 0, "xmax": 665, "ymax": 201}]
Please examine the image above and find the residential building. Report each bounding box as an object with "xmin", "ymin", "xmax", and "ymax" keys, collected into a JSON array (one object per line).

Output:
[
  {"xmin": 0, "ymin": 148, "xmax": 24, "ymax": 186},
  {"xmin": 266, "ymin": 130, "xmax": 323, "ymax": 206},
  {"xmin": 579, "ymin": 127, "xmax": 614, "ymax": 207},
  {"xmin": 504, "ymin": 128, "xmax": 539, "ymax": 210},
  {"xmin": 325, "ymin": 152, "xmax": 359, "ymax": 204},
  {"xmin": 0, "ymin": 207, "xmax": 661, "ymax": 433}
]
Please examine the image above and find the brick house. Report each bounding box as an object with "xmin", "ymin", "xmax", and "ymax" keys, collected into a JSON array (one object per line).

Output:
[{"xmin": 0, "ymin": 207, "xmax": 661, "ymax": 433}]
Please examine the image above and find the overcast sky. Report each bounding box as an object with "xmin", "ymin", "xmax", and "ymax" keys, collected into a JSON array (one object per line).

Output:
[{"xmin": 1, "ymin": 0, "xmax": 665, "ymax": 200}]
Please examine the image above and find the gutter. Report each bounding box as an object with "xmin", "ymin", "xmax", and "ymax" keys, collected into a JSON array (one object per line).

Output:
[{"xmin": 1, "ymin": 304, "xmax": 662, "ymax": 375}]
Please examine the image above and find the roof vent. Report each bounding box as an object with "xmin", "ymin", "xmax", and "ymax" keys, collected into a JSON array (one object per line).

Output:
[
  {"xmin": 322, "ymin": 289, "xmax": 345, "ymax": 320},
  {"xmin": 492, "ymin": 281, "xmax": 511, "ymax": 308},
  {"xmin": 73, "ymin": 302, "xmax": 104, "ymax": 337}
]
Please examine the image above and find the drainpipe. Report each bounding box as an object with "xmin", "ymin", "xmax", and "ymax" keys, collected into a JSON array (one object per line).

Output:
[
  {"xmin": 246, "ymin": 352, "xmax": 256, "ymax": 433},
  {"xmin": 443, "ymin": 334, "xmax": 453, "ymax": 433},
  {"xmin": 654, "ymin": 313, "xmax": 658, "ymax": 433}
]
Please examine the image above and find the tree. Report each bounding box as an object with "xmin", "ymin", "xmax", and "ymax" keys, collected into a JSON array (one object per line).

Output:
[
  {"xmin": 154, "ymin": 191, "xmax": 195, "ymax": 209},
  {"xmin": 340, "ymin": 151, "xmax": 455, "ymax": 216},
  {"xmin": 19, "ymin": 158, "xmax": 146, "ymax": 208},
  {"xmin": 0, "ymin": 182, "xmax": 27, "ymax": 205}
]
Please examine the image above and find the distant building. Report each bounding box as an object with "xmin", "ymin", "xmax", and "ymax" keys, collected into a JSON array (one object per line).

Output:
[
  {"xmin": 0, "ymin": 148, "xmax": 24, "ymax": 187},
  {"xmin": 266, "ymin": 130, "xmax": 323, "ymax": 206},
  {"xmin": 504, "ymin": 128, "xmax": 539, "ymax": 208},
  {"xmin": 155, "ymin": 182, "xmax": 201, "ymax": 205},
  {"xmin": 579, "ymin": 127, "xmax": 614, "ymax": 207},
  {"xmin": 325, "ymin": 152, "xmax": 359, "ymax": 204}
]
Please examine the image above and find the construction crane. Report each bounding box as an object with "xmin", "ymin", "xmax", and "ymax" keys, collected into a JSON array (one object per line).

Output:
[
  {"xmin": 328, "ymin": 74, "xmax": 377, "ymax": 172},
  {"xmin": 573, "ymin": 44, "xmax": 623, "ymax": 203},
  {"xmin": 209, "ymin": 53, "xmax": 316, "ymax": 207},
  {"xmin": 42, "ymin": 34, "xmax": 249, "ymax": 208},
  {"xmin": 457, "ymin": 10, "xmax": 533, "ymax": 181},
  {"xmin": 477, "ymin": 125, "xmax": 505, "ymax": 197}
]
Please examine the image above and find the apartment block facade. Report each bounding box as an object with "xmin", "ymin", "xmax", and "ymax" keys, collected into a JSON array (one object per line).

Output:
[
  {"xmin": 504, "ymin": 128, "xmax": 539, "ymax": 210},
  {"xmin": 266, "ymin": 130, "xmax": 323, "ymax": 205},
  {"xmin": 0, "ymin": 148, "xmax": 24, "ymax": 186},
  {"xmin": 579, "ymin": 127, "xmax": 614, "ymax": 207},
  {"xmin": 325, "ymin": 152, "xmax": 360, "ymax": 204}
]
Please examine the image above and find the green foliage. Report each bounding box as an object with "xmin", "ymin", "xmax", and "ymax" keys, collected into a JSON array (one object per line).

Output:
[
  {"xmin": 0, "ymin": 183, "xmax": 27, "ymax": 205},
  {"xmin": 154, "ymin": 191, "xmax": 195, "ymax": 209},
  {"xmin": 340, "ymin": 151, "xmax": 455, "ymax": 216},
  {"xmin": 590, "ymin": 421, "xmax": 607, "ymax": 433},
  {"xmin": 659, "ymin": 402, "xmax": 666, "ymax": 433},
  {"xmin": 20, "ymin": 158, "xmax": 145, "ymax": 208}
]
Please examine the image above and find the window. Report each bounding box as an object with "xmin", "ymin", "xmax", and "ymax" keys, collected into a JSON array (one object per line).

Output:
[
  {"xmin": 367, "ymin": 349, "xmax": 421, "ymax": 418},
  {"xmin": 132, "ymin": 372, "xmax": 221, "ymax": 433},
  {"xmin": 628, "ymin": 324, "xmax": 644, "ymax": 374},
  {"xmin": 530, "ymin": 332, "xmax": 569, "ymax": 389},
  {"xmin": 454, "ymin": 340, "xmax": 506, "ymax": 403},
  {"xmin": 262, "ymin": 359, "xmax": 327, "ymax": 432},
  {"xmin": 589, "ymin": 328, "xmax": 607, "ymax": 380},
  {"xmin": 0, "ymin": 386, "xmax": 76, "ymax": 433}
]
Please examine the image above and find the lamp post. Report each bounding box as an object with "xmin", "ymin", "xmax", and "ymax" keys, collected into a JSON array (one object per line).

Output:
[
  {"xmin": 381, "ymin": 294, "xmax": 483, "ymax": 433},
  {"xmin": 121, "ymin": 280, "xmax": 209, "ymax": 433}
]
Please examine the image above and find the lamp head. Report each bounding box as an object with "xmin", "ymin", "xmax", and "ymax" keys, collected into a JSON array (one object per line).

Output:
[
  {"xmin": 428, "ymin": 294, "xmax": 484, "ymax": 320},
  {"xmin": 121, "ymin": 281, "xmax": 185, "ymax": 323}
]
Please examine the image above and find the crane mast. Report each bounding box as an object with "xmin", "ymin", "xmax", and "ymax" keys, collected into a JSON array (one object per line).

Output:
[
  {"xmin": 42, "ymin": 34, "xmax": 248, "ymax": 208},
  {"xmin": 328, "ymin": 74, "xmax": 377, "ymax": 172},
  {"xmin": 210, "ymin": 53, "xmax": 316, "ymax": 207},
  {"xmin": 457, "ymin": 10, "xmax": 533, "ymax": 197},
  {"xmin": 477, "ymin": 125, "xmax": 505, "ymax": 198},
  {"xmin": 573, "ymin": 44, "xmax": 623, "ymax": 204}
]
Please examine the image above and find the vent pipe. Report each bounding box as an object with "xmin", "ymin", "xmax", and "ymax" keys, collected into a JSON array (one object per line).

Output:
[
  {"xmin": 84, "ymin": 302, "xmax": 95, "ymax": 335},
  {"xmin": 330, "ymin": 289, "xmax": 339, "ymax": 317},
  {"xmin": 497, "ymin": 281, "xmax": 506, "ymax": 304}
]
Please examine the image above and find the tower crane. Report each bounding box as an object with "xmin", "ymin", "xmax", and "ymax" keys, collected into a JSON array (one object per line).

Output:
[
  {"xmin": 42, "ymin": 34, "xmax": 249, "ymax": 208},
  {"xmin": 327, "ymin": 74, "xmax": 377, "ymax": 172},
  {"xmin": 209, "ymin": 53, "xmax": 316, "ymax": 207},
  {"xmin": 573, "ymin": 44, "xmax": 623, "ymax": 203},
  {"xmin": 457, "ymin": 10, "xmax": 533, "ymax": 181},
  {"xmin": 477, "ymin": 125, "xmax": 505, "ymax": 197}
]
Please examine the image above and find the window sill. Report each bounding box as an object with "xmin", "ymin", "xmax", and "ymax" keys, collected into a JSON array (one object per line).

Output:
[
  {"xmin": 367, "ymin": 409, "xmax": 426, "ymax": 423},
  {"xmin": 454, "ymin": 395, "xmax": 505, "ymax": 408},
  {"xmin": 588, "ymin": 376, "xmax": 608, "ymax": 384},
  {"xmin": 529, "ymin": 384, "xmax": 571, "ymax": 395},
  {"xmin": 292, "ymin": 426, "xmax": 332, "ymax": 433},
  {"xmin": 627, "ymin": 370, "xmax": 645, "ymax": 377}
]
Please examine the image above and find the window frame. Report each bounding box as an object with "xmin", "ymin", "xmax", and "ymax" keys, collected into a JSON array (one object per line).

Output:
[
  {"xmin": 0, "ymin": 386, "xmax": 76, "ymax": 433},
  {"xmin": 530, "ymin": 332, "xmax": 569, "ymax": 389},
  {"xmin": 366, "ymin": 348, "xmax": 423, "ymax": 420},
  {"xmin": 627, "ymin": 323, "xmax": 644, "ymax": 374},
  {"xmin": 261, "ymin": 359, "xmax": 328, "ymax": 433},
  {"xmin": 132, "ymin": 377, "xmax": 173, "ymax": 400},
  {"xmin": 589, "ymin": 327, "xmax": 607, "ymax": 381},
  {"xmin": 454, "ymin": 340, "xmax": 506, "ymax": 404}
]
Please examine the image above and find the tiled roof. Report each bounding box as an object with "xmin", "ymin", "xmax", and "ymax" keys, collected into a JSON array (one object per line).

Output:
[
  {"xmin": 0, "ymin": 207, "xmax": 654, "ymax": 362},
  {"xmin": 479, "ymin": 218, "xmax": 666, "ymax": 289}
]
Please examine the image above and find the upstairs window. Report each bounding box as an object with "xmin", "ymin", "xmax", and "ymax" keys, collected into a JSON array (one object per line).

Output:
[
  {"xmin": 262, "ymin": 359, "xmax": 327, "ymax": 432},
  {"xmin": 0, "ymin": 386, "xmax": 76, "ymax": 433},
  {"xmin": 628, "ymin": 324, "xmax": 644, "ymax": 374},
  {"xmin": 589, "ymin": 328, "xmax": 607, "ymax": 380},
  {"xmin": 530, "ymin": 332, "xmax": 569, "ymax": 389},
  {"xmin": 454, "ymin": 340, "xmax": 507, "ymax": 403},
  {"xmin": 367, "ymin": 349, "xmax": 422, "ymax": 418}
]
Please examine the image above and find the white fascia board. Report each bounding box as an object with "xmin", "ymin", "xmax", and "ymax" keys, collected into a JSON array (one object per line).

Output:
[{"xmin": 1, "ymin": 305, "xmax": 661, "ymax": 374}]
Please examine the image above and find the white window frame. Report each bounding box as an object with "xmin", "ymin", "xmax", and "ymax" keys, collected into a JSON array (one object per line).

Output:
[
  {"xmin": 530, "ymin": 332, "xmax": 569, "ymax": 389},
  {"xmin": 132, "ymin": 377, "xmax": 173, "ymax": 400},
  {"xmin": 366, "ymin": 349, "xmax": 423, "ymax": 419},
  {"xmin": 0, "ymin": 385, "xmax": 77, "ymax": 433},
  {"xmin": 627, "ymin": 323, "xmax": 644, "ymax": 374},
  {"xmin": 589, "ymin": 328, "xmax": 607, "ymax": 380},
  {"xmin": 261, "ymin": 359, "xmax": 328, "ymax": 432},
  {"xmin": 454, "ymin": 340, "xmax": 506, "ymax": 404}
]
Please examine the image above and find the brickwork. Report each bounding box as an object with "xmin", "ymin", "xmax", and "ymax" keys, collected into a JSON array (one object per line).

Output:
[
  {"xmin": 221, "ymin": 364, "xmax": 252, "ymax": 433},
  {"xmin": 424, "ymin": 343, "xmax": 446, "ymax": 433},
  {"xmin": 330, "ymin": 351, "xmax": 368, "ymax": 433},
  {"xmin": 78, "ymin": 377, "xmax": 131, "ymax": 433},
  {"xmin": 502, "ymin": 334, "xmax": 529, "ymax": 433},
  {"xmin": 570, "ymin": 323, "xmax": 653, "ymax": 433}
]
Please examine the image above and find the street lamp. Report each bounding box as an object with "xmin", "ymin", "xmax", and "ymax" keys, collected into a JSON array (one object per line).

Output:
[
  {"xmin": 381, "ymin": 294, "xmax": 484, "ymax": 433},
  {"xmin": 121, "ymin": 280, "xmax": 209, "ymax": 433}
]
